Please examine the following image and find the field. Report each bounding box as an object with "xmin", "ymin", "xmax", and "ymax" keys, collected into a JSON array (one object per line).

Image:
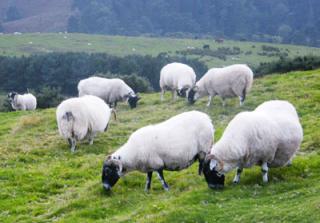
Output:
[
  {"xmin": 0, "ymin": 69, "xmax": 319, "ymax": 222},
  {"xmin": 1, "ymin": 33, "xmax": 320, "ymax": 67}
]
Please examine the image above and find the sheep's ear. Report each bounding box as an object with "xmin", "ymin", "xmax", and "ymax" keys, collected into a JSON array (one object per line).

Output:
[{"xmin": 210, "ymin": 160, "xmax": 217, "ymax": 171}]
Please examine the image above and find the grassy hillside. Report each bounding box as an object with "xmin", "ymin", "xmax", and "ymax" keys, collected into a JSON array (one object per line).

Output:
[
  {"xmin": 0, "ymin": 69, "xmax": 319, "ymax": 222},
  {"xmin": 1, "ymin": 33, "xmax": 320, "ymax": 67}
]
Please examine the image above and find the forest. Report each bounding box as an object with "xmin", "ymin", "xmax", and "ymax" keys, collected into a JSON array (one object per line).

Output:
[{"xmin": 68, "ymin": 0, "xmax": 320, "ymax": 47}]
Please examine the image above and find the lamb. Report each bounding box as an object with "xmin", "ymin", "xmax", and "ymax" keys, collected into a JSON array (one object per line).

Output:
[
  {"xmin": 56, "ymin": 95, "xmax": 115, "ymax": 152},
  {"xmin": 203, "ymin": 100, "xmax": 303, "ymax": 189},
  {"xmin": 78, "ymin": 77, "xmax": 140, "ymax": 109},
  {"xmin": 101, "ymin": 111, "xmax": 214, "ymax": 191},
  {"xmin": 8, "ymin": 92, "xmax": 37, "ymax": 111},
  {"xmin": 160, "ymin": 62, "xmax": 196, "ymax": 101},
  {"xmin": 188, "ymin": 64, "xmax": 253, "ymax": 107}
]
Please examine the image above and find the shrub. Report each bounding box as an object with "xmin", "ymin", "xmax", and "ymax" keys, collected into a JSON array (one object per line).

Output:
[{"xmin": 36, "ymin": 86, "xmax": 65, "ymax": 108}]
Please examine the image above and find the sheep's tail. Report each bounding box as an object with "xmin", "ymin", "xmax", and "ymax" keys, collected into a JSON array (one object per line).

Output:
[
  {"xmin": 111, "ymin": 108, "xmax": 117, "ymax": 121},
  {"xmin": 63, "ymin": 111, "xmax": 74, "ymax": 122}
]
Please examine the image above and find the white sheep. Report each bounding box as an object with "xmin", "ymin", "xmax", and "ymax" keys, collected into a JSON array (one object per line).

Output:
[
  {"xmin": 56, "ymin": 95, "xmax": 115, "ymax": 152},
  {"xmin": 102, "ymin": 111, "xmax": 214, "ymax": 191},
  {"xmin": 203, "ymin": 100, "xmax": 303, "ymax": 189},
  {"xmin": 160, "ymin": 62, "xmax": 196, "ymax": 101},
  {"xmin": 8, "ymin": 92, "xmax": 37, "ymax": 111},
  {"xmin": 78, "ymin": 76, "xmax": 140, "ymax": 109},
  {"xmin": 188, "ymin": 64, "xmax": 253, "ymax": 107}
]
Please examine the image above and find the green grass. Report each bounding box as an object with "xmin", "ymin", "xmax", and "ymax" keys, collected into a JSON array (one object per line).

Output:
[
  {"xmin": 0, "ymin": 69, "xmax": 320, "ymax": 222},
  {"xmin": 1, "ymin": 33, "xmax": 320, "ymax": 67}
]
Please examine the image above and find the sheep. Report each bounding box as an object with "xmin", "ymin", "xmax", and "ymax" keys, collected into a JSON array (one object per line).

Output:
[
  {"xmin": 78, "ymin": 77, "xmax": 140, "ymax": 109},
  {"xmin": 188, "ymin": 64, "xmax": 253, "ymax": 107},
  {"xmin": 8, "ymin": 92, "xmax": 37, "ymax": 111},
  {"xmin": 56, "ymin": 95, "xmax": 115, "ymax": 152},
  {"xmin": 101, "ymin": 111, "xmax": 214, "ymax": 191},
  {"xmin": 160, "ymin": 62, "xmax": 196, "ymax": 101},
  {"xmin": 202, "ymin": 100, "xmax": 303, "ymax": 189}
]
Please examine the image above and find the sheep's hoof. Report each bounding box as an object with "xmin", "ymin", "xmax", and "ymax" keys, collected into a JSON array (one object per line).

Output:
[{"xmin": 164, "ymin": 186, "xmax": 170, "ymax": 191}]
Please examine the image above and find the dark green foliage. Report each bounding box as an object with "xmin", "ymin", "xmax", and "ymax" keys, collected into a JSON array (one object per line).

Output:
[
  {"xmin": 255, "ymin": 55, "xmax": 320, "ymax": 76},
  {"xmin": 36, "ymin": 86, "xmax": 65, "ymax": 109},
  {"xmin": 0, "ymin": 53, "xmax": 207, "ymax": 95},
  {"xmin": 68, "ymin": 0, "xmax": 320, "ymax": 47}
]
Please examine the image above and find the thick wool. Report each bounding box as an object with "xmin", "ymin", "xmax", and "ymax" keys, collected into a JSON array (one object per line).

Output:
[
  {"xmin": 211, "ymin": 100, "xmax": 303, "ymax": 173},
  {"xmin": 111, "ymin": 111, "xmax": 214, "ymax": 173},
  {"xmin": 78, "ymin": 77, "xmax": 136, "ymax": 105},
  {"xmin": 160, "ymin": 62, "xmax": 196, "ymax": 99},
  {"xmin": 193, "ymin": 64, "xmax": 253, "ymax": 105},
  {"xmin": 10, "ymin": 93, "xmax": 37, "ymax": 111},
  {"xmin": 56, "ymin": 95, "xmax": 111, "ymax": 148}
]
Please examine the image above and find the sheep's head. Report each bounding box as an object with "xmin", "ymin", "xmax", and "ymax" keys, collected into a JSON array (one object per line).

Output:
[
  {"xmin": 8, "ymin": 92, "xmax": 17, "ymax": 102},
  {"xmin": 187, "ymin": 86, "xmax": 199, "ymax": 104},
  {"xmin": 102, "ymin": 155, "xmax": 123, "ymax": 191},
  {"xmin": 177, "ymin": 87, "xmax": 188, "ymax": 98},
  {"xmin": 203, "ymin": 154, "xmax": 225, "ymax": 189},
  {"xmin": 127, "ymin": 93, "xmax": 141, "ymax": 109}
]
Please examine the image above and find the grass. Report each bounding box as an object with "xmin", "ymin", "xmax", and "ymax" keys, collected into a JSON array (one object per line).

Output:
[
  {"xmin": 1, "ymin": 33, "xmax": 320, "ymax": 67},
  {"xmin": 0, "ymin": 69, "xmax": 320, "ymax": 222}
]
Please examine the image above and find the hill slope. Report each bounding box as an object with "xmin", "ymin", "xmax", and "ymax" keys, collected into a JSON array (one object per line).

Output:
[
  {"xmin": 1, "ymin": 33, "xmax": 320, "ymax": 68},
  {"xmin": 0, "ymin": 69, "xmax": 319, "ymax": 222},
  {"xmin": 0, "ymin": 0, "xmax": 72, "ymax": 33}
]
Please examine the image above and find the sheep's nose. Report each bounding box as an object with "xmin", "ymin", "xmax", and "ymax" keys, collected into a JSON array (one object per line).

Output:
[{"xmin": 103, "ymin": 183, "xmax": 111, "ymax": 191}]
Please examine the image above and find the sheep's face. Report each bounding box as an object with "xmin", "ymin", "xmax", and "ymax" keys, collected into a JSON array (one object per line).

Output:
[
  {"xmin": 187, "ymin": 86, "xmax": 199, "ymax": 104},
  {"xmin": 203, "ymin": 158, "xmax": 225, "ymax": 189},
  {"xmin": 128, "ymin": 95, "xmax": 140, "ymax": 109},
  {"xmin": 102, "ymin": 157, "xmax": 122, "ymax": 191},
  {"xmin": 8, "ymin": 92, "xmax": 17, "ymax": 102},
  {"xmin": 177, "ymin": 87, "xmax": 188, "ymax": 98}
]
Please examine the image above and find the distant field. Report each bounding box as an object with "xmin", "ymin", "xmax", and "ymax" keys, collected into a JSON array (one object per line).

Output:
[
  {"xmin": 0, "ymin": 69, "xmax": 319, "ymax": 222},
  {"xmin": 1, "ymin": 33, "xmax": 320, "ymax": 67}
]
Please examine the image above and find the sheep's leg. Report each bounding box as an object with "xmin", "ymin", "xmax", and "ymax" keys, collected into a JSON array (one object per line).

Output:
[
  {"xmin": 206, "ymin": 96, "xmax": 212, "ymax": 107},
  {"xmin": 88, "ymin": 132, "xmax": 96, "ymax": 145},
  {"xmin": 261, "ymin": 162, "xmax": 269, "ymax": 183},
  {"xmin": 157, "ymin": 169, "xmax": 169, "ymax": 191},
  {"xmin": 198, "ymin": 152, "xmax": 206, "ymax": 175},
  {"xmin": 160, "ymin": 89, "xmax": 165, "ymax": 101},
  {"xmin": 145, "ymin": 171, "xmax": 153, "ymax": 191},
  {"xmin": 114, "ymin": 101, "xmax": 117, "ymax": 108},
  {"xmin": 171, "ymin": 90, "xmax": 177, "ymax": 101},
  {"xmin": 233, "ymin": 167, "xmax": 243, "ymax": 184},
  {"xmin": 239, "ymin": 89, "xmax": 246, "ymax": 106},
  {"xmin": 68, "ymin": 138, "xmax": 76, "ymax": 152},
  {"xmin": 220, "ymin": 97, "xmax": 226, "ymax": 107}
]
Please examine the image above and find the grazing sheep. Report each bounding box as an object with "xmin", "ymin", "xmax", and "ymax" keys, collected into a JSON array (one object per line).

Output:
[
  {"xmin": 8, "ymin": 92, "xmax": 37, "ymax": 111},
  {"xmin": 160, "ymin": 62, "xmax": 196, "ymax": 101},
  {"xmin": 203, "ymin": 100, "xmax": 303, "ymax": 189},
  {"xmin": 78, "ymin": 77, "xmax": 140, "ymax": 109},
  {"xmin": 56, "ymin": 95, "xmax": 114, "ymax": 152},
  {"xmin": 188, "ymin": 64, "xmax": 253, "ymax": 107},
  {"xmin": 102, "ymin": 111, "xmax": 214, "ymax": 191}
]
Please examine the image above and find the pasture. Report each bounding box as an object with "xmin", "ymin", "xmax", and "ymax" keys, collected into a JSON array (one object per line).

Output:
[
  {"xmin": 0, "ymin": 69, "xmax": 319, "ymax": 222},
  {"xmin": 1, "ymin": 33, "xmax": 320, "ymax": 67}
]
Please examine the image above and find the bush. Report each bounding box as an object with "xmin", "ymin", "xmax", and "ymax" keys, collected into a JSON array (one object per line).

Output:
[
  {"xmin": 36, "ymin": 86, "xmax": 65, "ymax": 108},
  {"xmin": 255, "ymin": 55, "xmax": 320, "ymax": 76}
]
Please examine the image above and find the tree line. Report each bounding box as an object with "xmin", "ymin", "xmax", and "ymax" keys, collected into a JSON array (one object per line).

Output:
[
  {"xmin": 0, "ymin": 52, "xmax": 207, "ymax": 95},
  {"xmin": 68, "ymin": 0, "xmax": 320, "ymax": 47}
]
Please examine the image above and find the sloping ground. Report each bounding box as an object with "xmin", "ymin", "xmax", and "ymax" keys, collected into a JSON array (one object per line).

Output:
[
  {"xmin": 0, "ymin": 70, "xmax": 319, "ymax": 222},
  {"xmin": 1, "ymin": 33, "xmax": 320, "ymax": 68},
  {"xmin": 0, "ymin": 0, "xmax": 72, "ymax": 32}
]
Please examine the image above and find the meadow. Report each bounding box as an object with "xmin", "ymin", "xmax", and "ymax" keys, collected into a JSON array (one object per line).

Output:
[
  {"xmin": 0, "ymin": 69, "xmax": 319, "ymax": 222},
  {"xmin": 1, "ymin": 33, "xmax": 320, "ymax": 67}
]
